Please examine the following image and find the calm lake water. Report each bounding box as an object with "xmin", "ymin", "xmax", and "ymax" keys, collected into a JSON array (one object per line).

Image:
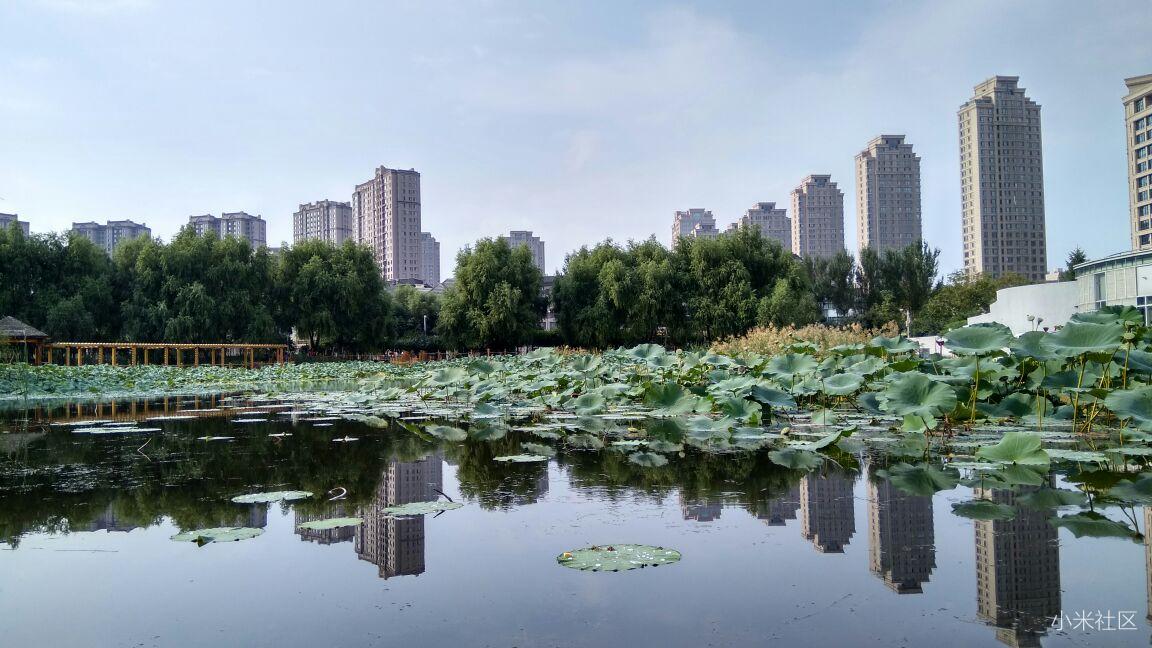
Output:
[{"xmin": 1, "ymin": 395, "xmax": 1149, "ymax": 647}]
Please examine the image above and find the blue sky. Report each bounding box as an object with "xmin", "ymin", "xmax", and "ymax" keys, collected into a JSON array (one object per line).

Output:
[{"xmin": 1, "ymin": 0, "xmax": 1148, "ymax": 279}]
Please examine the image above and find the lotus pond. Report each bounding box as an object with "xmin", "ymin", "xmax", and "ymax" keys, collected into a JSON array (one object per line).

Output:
[{"xmin": 8, "ymin": 312, "xmax": 1152, "ymax": 646}]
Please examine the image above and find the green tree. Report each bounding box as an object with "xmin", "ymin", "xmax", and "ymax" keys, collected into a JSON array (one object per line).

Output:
[
  {"xmin": 912, "ymin": 271, "xmax": 1029, "ymax": 336},
  {"xmin": 1059, "ymin": 247, "xmax": 1088, "ymax": 281},
  {"xmin": 438, "ymin": 238, "xmax": 545, "ymax": 349}
]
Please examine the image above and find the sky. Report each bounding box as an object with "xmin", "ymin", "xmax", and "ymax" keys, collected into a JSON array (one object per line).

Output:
[{"xmin": 1, "ymin": 0, "xmax": 1148, "ymax": 279}]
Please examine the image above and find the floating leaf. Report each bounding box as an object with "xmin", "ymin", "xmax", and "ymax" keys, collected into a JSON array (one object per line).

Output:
[
  {"xmin": 171, "ymin": 527, "xmax": 264, "ymax": 545},
  {"xmin": 380, "ymin": 501, "xmax": 463, "ymax": 516},
  {"xmin": 1049, "ymin": 512, "xmax": 1141, "ymax": 540},
  {"xmin": 1107, "ymin": 475, "xmax": 1152, "ymax": 505},
  {"xmin": 296, "ymin": 517, "xmax": 363, "ymax": 530},
  {"xmin": 628, "ymin": 451, "xmax": 668, "ymax": 467},
  {"xmin": 951, "ymin": 499, "xmax": 1016, "ymax": 520},
  {"xmin": 425, "ymin": 425, "xmax": 468, "ymax": 441},
  {"xmin": 767, "ymin": 447, "xmax": 823, "ymax": 471},
  {"xmin": 556, "ymin": 544, "xmax": 681, "ymax": 572},
  {"xmin": 975, "ymin": 432, "xmax": 1049, "ymax": 465},
  {"xmin": 493, "ymin": 454, "xmax": 550, "ymax": 462},
  {"xmin": 1016, "ymin": 488, "xmax": 1087, "ymax": 509},
  {"xmin": 230, "ymin": 490, "xmax": 313, "ymax": 504},
  {"xmin": 521, "ymin": 442, "xmax": 557, "ymax": 458},
  {"xmin": 876, "ymin": 463, "xmax": 959, "ymax": 496}
]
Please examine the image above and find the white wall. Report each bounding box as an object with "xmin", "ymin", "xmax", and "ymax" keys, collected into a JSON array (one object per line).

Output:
[{"xmin": 966, "ymin": 281, "xmax": 1080, "ymax": 336}]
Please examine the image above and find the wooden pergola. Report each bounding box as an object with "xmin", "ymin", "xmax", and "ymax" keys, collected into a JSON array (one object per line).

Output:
[{"xmin": 46, "ymin": 342, "xmax": 288, "ymax": 368}]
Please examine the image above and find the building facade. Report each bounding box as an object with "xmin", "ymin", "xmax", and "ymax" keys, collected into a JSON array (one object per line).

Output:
[
  {"xmin": 186, "ymin": 212, "xmax": 267, "ymax": 248},
  {"xmin": 355, "ymin": 452, "xmax": 443, "ymax": 579},
  {"xmin": 70, "ymin": 220, "xmax": 151, "ymax": 254},
  {"xmin": 867, "ymin": 476, "xmax": 935, "ymax": 594},
  {"xmin": 856, "ymin": 135, "xmax": 922, "ymax": 256},
  {"xmin": 671, "ymin": 208, "xmax": 718, "ymax": 247},
  {"xmin": 0, "ymin": 213, "xmax": 29, "ymax": 236},
  {"xmin": 1125, "ymin": 74, "xmax": 1152, "ymax": 250},
  {"xmin": 293, "ymin": 200, "xmax": 353, "ymax": 246},
  {"xmin": 959, "ymin": 76, "xmax": 1047, "ymax": 281},
  {"xmin": 501, "ymin": 230, "xmax": 546, "ymax": 274},
  {"xmin": 353, "ymin": 166, "xmax": 422, "ymax": 283},
  {"xmin": 791, "ymin": 175, "xmax": 845, "ymax": 259},
  {"xmin": 728, "ymin": 202, "xmax": 791, "ymax": 250},
  {"xmin": 419, "ymin": 232, "xmax": 441, "ymax": 286}
]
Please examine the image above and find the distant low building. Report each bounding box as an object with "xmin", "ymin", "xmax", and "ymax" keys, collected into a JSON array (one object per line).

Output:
[
  {"xmin": 70, "ymin": 220, "xmax": 151, "ymax": 254},
  {"xmin": 0, "ymin": 213, "xmax": 29, "ymax": 236},
  {"xmin": 1072, "ymin": 249, "xmax": 1152, "ymax": 324}
]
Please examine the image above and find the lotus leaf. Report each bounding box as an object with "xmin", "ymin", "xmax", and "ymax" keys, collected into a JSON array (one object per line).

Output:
[
  {"xmin": 876, "ymin": 463, "xmax": 959, "ymax": 496},
  {"xmin": 556, "ymin": 544, "xmax": 681, "ymax": 572},
  {"xmin": 493, "ymin": 454, "xmax": 550, "ymax": 462},
  {"xmin": 822, "ymin": 373, "xmax": 864, "ymax": 396},
  {"xmin": 171, "ymin": 527, "xmax": 264, "ymax": 544},
  {"xmin": 1040, "ymin": 321, "xmax": 1125, "ymax": 357},
  {"xmin": 230, "ymin": 490, "xmax": 312, "ymax": 504},
  {"xmin": 767, "ymin": 447, "xmax": 823, "ymax": 471},
  {"xmin": 1049, "ymin": 512, "xmax": 1141, "ymax": 540},
  {"xmin": 628, "ymin": 451, "xmax": 669, "ymax": 467},
  {"xmin": 425, "ymin": 425, "xmax": 468, "ymax": 441},
  {"xmin": 1016, "ymin": 488, "xmax": 1087, "ymax": 509},
  {"xmin": 975, "ymin": 432, "xmax": 1049, "ymax": 465},
  {"xmin": 878, "ymin": 372, "xmax": 957, "ymax": 418},
  {"xmin": 951, "ymin": 499, "xmax": 1016, "ymax": 520},
  {"xmin": 1107, "ymin": 475, "xmax": 1152, "ymax": 505},
  {"xmin": 380, "ymin": 501, "xmax": 464, "ymax": 516},
  {"xmin": 296, "ymin": 517, "xmax": 363, "ymax": 530},
  {"xmin": 943, "ymin": 323, "xmax": 1013, "ymax": 355}
]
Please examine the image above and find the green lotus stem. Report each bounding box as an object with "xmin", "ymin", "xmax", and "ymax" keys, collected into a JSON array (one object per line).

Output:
[
  {"xmin": 1072, "ymin": 356, "xmax": 1087, "ymax": 433},
  {"xmin": 969, "ymin": 355, "xmax": 980, "ymax": 424}
]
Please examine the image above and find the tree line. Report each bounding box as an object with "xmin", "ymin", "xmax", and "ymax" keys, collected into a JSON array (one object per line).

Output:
[{"xmin": 0, "ymin": 221, "xmax": 1077, "ymax": 352}]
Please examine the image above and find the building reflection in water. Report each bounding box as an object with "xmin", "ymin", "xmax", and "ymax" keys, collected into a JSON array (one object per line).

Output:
[
  {"xmin": 800, "ymin": 471, "xmax": 856, "ymax": 553},
  {"xmin": 1145, "ymin": 507, "xmax": 1152, "ymax": 623},
  {"xmin": 679, "ymin": 492, "xmax": 723, "ymax": 522},
  {"xmin": 355, "ymin": 451, "xmax": 443, "ymax": 579},
  {"xmin": 974, "ymin": 485, "xmax": 1060, "ymax": 648},
  {"xmin": 754, "ymin": 486, "xmax": 801, "ymax": 527},
  {"xmin": 295, "ymin": 505, "xmax": 356, "ymax": 545},
  {"xmin": 83, "ymin": 502, "xmax": 141, "ymax": 533},
  {"xmin": 867, "ymin": 477, "xmax": 935, "ymax": 593}
]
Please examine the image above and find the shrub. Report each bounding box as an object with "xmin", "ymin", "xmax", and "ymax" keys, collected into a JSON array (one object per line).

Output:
[{"xmin": 710, "ymin": 322, "xmax": 899, "ymax": 357}]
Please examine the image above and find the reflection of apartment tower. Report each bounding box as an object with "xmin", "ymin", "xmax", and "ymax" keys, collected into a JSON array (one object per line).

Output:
[
  {"xmin": 755, "ymin": 486, "xmax": 801, "ymax": 526},
  {"xmin": 83, "ymin": 503, "xmax": 140, "ymax": 533},
  {"xmin": 671, "ymin": 209, "xmax": 718, "ymax": 247},
  {"xmin": 295, "ymin": 506, "xmax": 356, "ymax": 545},
  {"xmin": 800, "ymin": 472, "xmax": 855, "ymax": 552},
  {"xmin": 355, "ymin": 452, "xmax": 443, "ymax": 579},
  {"xmin": 855, "ymin": 135, "xmax": 922, "ymax": 257},
  {"xmin": 0, "ymin": 213, "xmax": 29, "ymax": 236},
  {"xmin": 419, "ymin": 232, "xmax": 441, "ymax": 286},
  {"xmin": 727, "ymin": 202, "xmax": 791, "ymax": 251},
  {"xmin": 70, "ymin": 220, "xmax": 151, "ymax": 254},
  {"xmin": 353, "ymin": 166, "xmax": 422, "ymax": 283},
  {"xmin": 791, "ymin": 175, "xmax": 845, "ymax": 259},
  {"xmin": 1145, "ymin": 506, "xmax": 1152, "ymax": 621},
  {"xmin": 959, "ymin": 76, "xmax": 1046, "ymax": 281},
  {"xmin": 867, "ymin": 478, "xmax": 935, "ymax": 593},
  {"xmin": 501, "ymin": 230, "xmax": 546, "ymax": 274},
  {"xmin": 679, "ymin": 492, "xmax": 723, "ymax": 522},
  {"xmin": 1125, "ymin": 75, "xmax": 1152, "ymax": 249},
  {"xmin": 974, "ymin": 486, "xmax": 1060, "ymax": 647},
  {"xmin": 293, "ymin": 200, "xmax": 353, "ymax": 246}
]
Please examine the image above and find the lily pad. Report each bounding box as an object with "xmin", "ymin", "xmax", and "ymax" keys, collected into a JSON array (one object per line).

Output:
[
  {"xmin": 425, "ymin": 425, "xmax": 468, "ymax": 441},
  {"xmin": 296, "ymin": 517, "xmax": 363, "ymax": 530},
  {"xmin": 230, "ymin": 490, "xmax": 313, "ymax": 504},
  {"xmin": 1049, "ymin": 512, "xmax": 1141, "ymax": 540},
  {"xmin": 493, "ymin": 454, "xmax": 550, "ymax": 462},
  {"xmin": 380, "ymin": 501, "xmax": 463, "ymax": 516},
  {"xmin": 556, "ymin": 544, "xmax": 681, "ymax": 572},
  {"xmin": 876, "ymin": 463, "xmax": 959, "ymax": 496},
  {"xmin": 975, "ymin": 432, "xmax": 1049, "ymax": 465},
  {"xmin": 767, "ymin": 447, "xmax": 823, "ymax": 471},
  {"xmin": 951, "ymin": 499, "xmax": 1017, "ymax": 520},
  {"xmin": 171, "ymin": 527, "xmax": 264, "ymax": 545},
  {"xmin": 628, "ymin": 451, "xmax": 669, "ymax": 467}
]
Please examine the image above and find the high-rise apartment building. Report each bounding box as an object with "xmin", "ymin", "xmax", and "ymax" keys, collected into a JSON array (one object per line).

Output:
[
  {"xmin": 867, "ymin": 477, "xmax": 935, "ymax": 594},
  {"xmin": 0, "ymin": 213, "xmax": 29, "ymax": 236},
  {"xmin": 293, "ymin": 200, "xmax": 353, "ymax": 246},
  {"xmin": 419, "ymin": 232, "xmax": 440, "ymax": 286},
  {"xmin": 671, "ymin": 208, "xmax": 718, "ymax": 247},
  {"xmin": 799, "ymin": 471, "xmax": 855, "ymax": 553},
  {"xmin": 70, "ymin": 220, "xmax": 151, "ymax": 254},
  {"xmin": 974, "ymin": 484, "xmax": 1060, "ymax": 647},
  {"xmin": 501, "ymin": 230, "xmax": 546, "ymax": 273},
  {"xmin": 856, "ymin": 135, "xmax": 922, "ymax": 256},
  {"xmin": 353, "ymin": 166, "xmax": 422, "ymax": 283},
  {"xmin": 186, "ymin": 212, "xmax": 267, "ymax": 248},
  {"xmin": 791, "ymin": 175, "xmax": 845, "ymax": 259},
  {"xmin": 728, "ymin": 202, "xmax": 791, "ymax": 250},
  {"xmin": 355, "ymin": 452, "xmax": 443, "ymax": 579},
  {"xmin": 1125, "ymin": 74, "xmax": 1152, "ymax": 249},
  {"xmin": 959, "ymin": 76, "xmax": 1047, "ymax": 281}
]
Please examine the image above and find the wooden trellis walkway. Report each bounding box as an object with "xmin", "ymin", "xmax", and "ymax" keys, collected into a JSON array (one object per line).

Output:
[{"xmin": 44, "ymin": 342, "xmax": 288, "ymax": 368}]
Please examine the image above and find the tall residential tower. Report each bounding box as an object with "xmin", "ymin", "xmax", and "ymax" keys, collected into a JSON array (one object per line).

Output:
[
  {"xmin": 958, "ymin": 76, "xmax": 1046, "ymax": 281},
  {"xmin": 791, "ymin": 175, "xmax": 845, "ymax": 259},
  {"xmin": 293, "ymin": 200, "xmax": 353, "ymax": 246},
  {"xmin": 501, "ymin": 230, "xmax": 546, "ymax": 274},
  {"xmin": 419, "ymin": 232, "xmax": 441, "ymax": 286},
  {"xmin": 353, "ymin": 166, "xmax": 422, "ymax": 283},
  {"xmin": 1125, "ymin": 74, "xmax": 1152, "ymax": 250},
  {"xmin": 856, "ymin": 135, "xmax": 922, "ymax": 256},
  {"xmin": 728, "ymin": 202, "xmax": 791, "ymax": 250},
  {"xmin": 671, "ymin": 209, "xmax": 718, "ymax": 247}
]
